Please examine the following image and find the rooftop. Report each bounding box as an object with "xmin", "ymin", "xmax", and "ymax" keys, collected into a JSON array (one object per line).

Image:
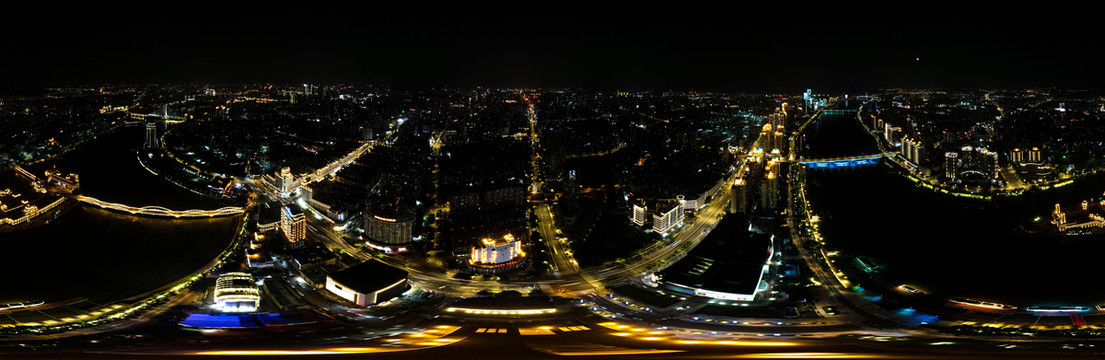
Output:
[{"xmin": 327, "ymin": 260, "xmax": 409, "ymax": 294}]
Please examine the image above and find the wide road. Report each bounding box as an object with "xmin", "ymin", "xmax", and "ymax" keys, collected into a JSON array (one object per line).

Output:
[{"xmin": 536, "ymin": 203, "xmax": 578, "ymax": 274}]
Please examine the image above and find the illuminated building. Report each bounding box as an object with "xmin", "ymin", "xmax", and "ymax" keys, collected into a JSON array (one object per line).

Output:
[
  {"xmin": 659, "ymin": 221, "xmax": 774, "ymax": 302},
  {"xmin": 280, "ymin": 206, "xmax": 306, "ymax": 243},
  {"xmin": 883, "ymin": 125, "xmax": 901, "ymax": 145},
  {"xmin": 760, "ymin": 124, "xmax": 774, "ymax": 150},
  {"xmin": 45, "ymin": 170, "xmax": 79, "ymax": 191},
  {"xmin": 653, "ymin": 200, "xmax": 684, "ymax": 234},
  {"xmin": 773, "ymin": 126, "xmax": 785, "ymax": 152},
  {"xmin": 900, "ymin": 137, "xmax": 925, "ymax": 165},
  {"xmin": 944, "ymin": 152, "xmax": 959, "ymax": 179},
  {"xmin": 325, "ymin": 261, "xmax": 410, "ymax": 307},
  {"xmin": 214, "ymin": 272, "xmax": 260, "ymax": 312},
  {"xmin": 469, "ymin": 234, "xmax": 526, "ymax": 271},
  {"xmin": 1010, "ymin": 148, "xmax": 1023, "ymax": 163},
  {"xmin": 144, "ymin": 122, "xmax": 158, "ymax": 149},
  {"xmin": 631, "ymin": 200, "xmax": 647, "ymax": 227},
  {"xmin": 729, "ymin": 178, "xmax": 748, "ymax": 214},
  {"xmin": 760, "ymin": 171, "xmax": 778, "ymax": 210},
  {"xmin": 1052, "ymin": 197, "xmax": 1105, "ymax": 232},
  {"xmin": 977, "ymin": 147, "xmax": 999, "ymax": 179},
  {"xmin": 953, "ymin": 146, "xmax": 999, "ymax": 180},
  {"xmin": 1028, "ymin": 147, "xmax": 1042, "ymax": 163},
  {"xmin": 261, "ymin": 167, "xmax": 303, "ymax": 198},
  {"xmin": 364, "ymin": 205, "xmax": 413, "ymax": 252},
  {"xmin": 279, "ymin": 167, "xmax": 299, "ymax": 194}
]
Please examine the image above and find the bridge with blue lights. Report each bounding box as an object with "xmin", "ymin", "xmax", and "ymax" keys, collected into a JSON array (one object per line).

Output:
[{"xmin": 796, "ymin": 152, "xmax": 898, "ymax": 168}]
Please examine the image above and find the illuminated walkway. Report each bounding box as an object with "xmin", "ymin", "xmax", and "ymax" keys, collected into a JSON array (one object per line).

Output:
[{"xmin": 77, "ymin": 195, "xmax": 244, "ymax": 218}]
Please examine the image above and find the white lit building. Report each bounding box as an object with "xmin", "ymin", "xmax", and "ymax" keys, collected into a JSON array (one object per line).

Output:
[
  {"xmin": 262, "ymin": 167, "xmax": 302, "ymax": 198},
  {"xmin": 281, "ymin": 206, "xmax": 306, "ymax": 243},
  {"xmin": 471, "ymin": 234, "xmax": 523, "ymax": 265},
  {"xmin": 214, "ymin": 272, "xmax": 260, "ymax": 312},
  {"xmin": 469, "ymin": 234, "xmax": 526, "ymax": 270},
  {"xmin": 631, "ymin": 201, "xmax": 647, "ymax": 227},
  {"xmin": 653, "ymin": 201, "xmax": 684, "ymax": 234},
  {"xmin": 325, "ymin": 261, "xmax": 410, "ymax": 307}
]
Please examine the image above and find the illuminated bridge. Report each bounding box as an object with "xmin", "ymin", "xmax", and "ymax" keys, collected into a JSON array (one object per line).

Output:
[
  {"xmin": 796, "ymin": 152, "xmax": 898, "ymax": 168},
  {"xmin": 77, "ymin": 196, "xmax": 245, "ymax": 218}
]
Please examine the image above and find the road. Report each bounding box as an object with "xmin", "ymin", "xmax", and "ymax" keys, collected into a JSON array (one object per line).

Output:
[{"xmin": 535, "ymin": 204, "xmax": 577, "ymax": 274}]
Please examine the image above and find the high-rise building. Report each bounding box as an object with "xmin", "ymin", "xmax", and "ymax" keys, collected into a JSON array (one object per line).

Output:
[
  {"xmin": 1010, "ymin": 148, "xmax": 1024, "ymax": 163},
  {"xmin": 730, "ymin": 178, "xmax": 748, "ymax": 214},
  {"xmin": 900, "ymin": 136, "xmax": 924, "ymax": 165},
  {"xmin": 281, "ymin": 206, "xmax": 306, "ymax": 243},
  {"xmin": 1028, "ymin": 147, "xmax": 1042, "ymax": 163},
  {"xmin": 760, "ymin": 124, "xmax": 774, "ymax": 150},
  {"xmin": 631, "ymin": 200, "xmax": 648, "ymax": 227},
  {"xmin": 884, "ymin": 124, "xmax": 900, "ymax": 144},
  {"xmin": 944, "ymin": 152, "xmax": 959, "ymax": 179},
  {"xmin": 144, "ymin": 122, "xmax": 158, "ymax": 149},
  {"xmin": 977, "ymin": 148, "xmax": 999, "ymax": 179},
  {"xmin": 652, "ymin": 201, "xmax": 684, "ymax": 234},
  {"xmin": 364, "ymin": 212, "xmax": 413, "ymax": 246},
  {"xmin": 773, "ymin": 126, "xmax": 785, "ymax": 152},
  {"xmin": 760, "ymin": 172, "xmax": 778, "ymax": 210}
]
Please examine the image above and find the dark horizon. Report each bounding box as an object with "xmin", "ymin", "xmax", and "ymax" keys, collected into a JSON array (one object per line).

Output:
[{"xmin": 2, "ymin": 4, "xmax": 1102, "ymax": 92}]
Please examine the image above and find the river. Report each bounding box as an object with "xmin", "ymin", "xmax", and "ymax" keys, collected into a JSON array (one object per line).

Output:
[
  {"xmin": 803, "ymin": 111, "xmax": 1105, "ymax": 305},
  {"xmin": 0, "ymin": 125, "xmax": 240, "ymax": 306}
]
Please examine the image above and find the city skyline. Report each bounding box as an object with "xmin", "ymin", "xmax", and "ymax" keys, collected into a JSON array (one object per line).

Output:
[{"xmin": 6, "ymin": 6, "xmax": 1105, "ymax": 359}]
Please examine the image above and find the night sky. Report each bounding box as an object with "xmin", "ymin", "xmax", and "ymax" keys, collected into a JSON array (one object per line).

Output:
[{"xmin": 2, "ymin": 4, "xmax": 1101, "ymax": 92}]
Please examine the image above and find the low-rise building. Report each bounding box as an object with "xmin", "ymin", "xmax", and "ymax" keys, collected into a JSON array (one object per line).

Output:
[{"xmin": 325, "ymin": 261, "xmax": 410, "ymax": 307}]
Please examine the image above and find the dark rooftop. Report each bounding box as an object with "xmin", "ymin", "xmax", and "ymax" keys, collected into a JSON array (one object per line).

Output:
[
  {"xmin": 660, "ymin": 216, "xmax": 771, "ymax": 296},
  {"xmin": 327, "ymin": 260, "xmax": 409, "ymax": 293}
]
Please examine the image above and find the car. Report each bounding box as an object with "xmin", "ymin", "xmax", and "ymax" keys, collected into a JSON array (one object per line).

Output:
[{"xmin": 822, "ymin": 306, "xmax": 839, "ymax": 315}]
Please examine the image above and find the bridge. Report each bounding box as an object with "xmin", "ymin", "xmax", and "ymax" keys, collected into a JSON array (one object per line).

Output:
[
  {"xmin": 77, "ymin": 195, "xmax": 244, "ymax": 218},
  {"xmin": 796, "ymin": 152, "xmax": 898, "ymax": 168}
]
